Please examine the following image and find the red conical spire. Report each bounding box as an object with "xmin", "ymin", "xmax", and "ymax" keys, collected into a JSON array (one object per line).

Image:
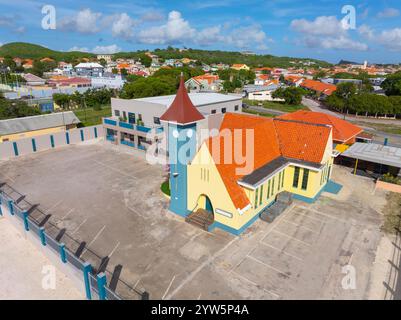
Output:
[{"xmin": 160, "ymin": 74, "xmax": 205, "ymax": 125}]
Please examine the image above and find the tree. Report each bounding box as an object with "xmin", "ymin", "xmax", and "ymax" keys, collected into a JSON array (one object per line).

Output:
[
  {"xmin": 313, "ymin": 70, "xmax": 327, "ymax": 80},
  {"xmin": 53, "ymin": 93, "xmax": 71, "ymax": 110},
  {"xmin": 139, "ymin": 53, "xmax": 152, "ymax": 68},
  {"xmin": 272, "ymin": 87, "xmax": 306, "ymax": 105},
  {"xmin": 325, "ymin": 94, "xmax": 345, "ymax": 112},
  {"xmin": 120, "ymin": 77, "xmax": 176, "ymax": 99},
  {"xmin": 382, "ymin": 72, "xmax": 401, "ymax": 96},
  {"xmin": 0, "ymin": 99, "xmax": 41, "ymax": 120}
]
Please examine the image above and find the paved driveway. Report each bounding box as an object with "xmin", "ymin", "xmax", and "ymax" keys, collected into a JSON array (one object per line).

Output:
[{"xmin": 0, "ymin": 144, "xmax": 389, "ymax": 300}]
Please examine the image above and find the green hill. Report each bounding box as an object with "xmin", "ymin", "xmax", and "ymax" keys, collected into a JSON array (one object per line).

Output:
[
  {"xmin": 0, "ymin": 42, "xmax": 94, "ymax": 61},
  {"xmin": 0, "ymin": 42, "xmax": 331, "ymax": 68}
]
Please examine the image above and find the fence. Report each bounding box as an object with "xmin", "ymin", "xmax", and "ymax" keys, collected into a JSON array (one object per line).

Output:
[
  {"xmin": 0, "ymin": 125, "xmax": 103, "ymax": 160},
  {"xmin": 0, "ymin": 182, "xmax": 149, "ymax": 300}
]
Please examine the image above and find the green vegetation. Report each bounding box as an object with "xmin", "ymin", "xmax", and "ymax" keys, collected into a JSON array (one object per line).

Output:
[
  {"xmin": 120, "ymin": 67, "xmax": 203, "ymax": 99},
  {"xmin": 53, "ymin": 88, "xmax": 115, "ymax": 110},
  {"xmin": 382, "ymin": 71, "xmax": 401, "ymax": 96},
  {"xmin": 244, "ymin": 99, "xmax": 307, "ymax": 113},
  {"xmin": 381, "ymin": 173, "xmax": 401, "ymax": 186},
  {"xmin": 74, "ymin": 105, "xmax": 111, "ymax": 127},
  {"xmin": 0, "ymin": 42, "xmax": 94, "ymax": 61},
  {"xmin": 382, "ymin": 192, "xmax": 401, "ymax": 235},
  {"xmin": 161, "ymin": 180, "xmax": 171, "ymax": 197},
  {"xmin": 325, "ymin": 82, "xmax": 401, "ymax": 117},
  {"xmin": 151, "ymin": 47, "xmax": 331, "ymax": 68},
  {"xmin": 353, "ymin": 120, "xmax": 401, "ymax": 135},
  {"xmin": 219, "ymin": 69, "xmax": 255, "ymax": 92},
  {"xmin": 272, "ymin": 87, "xmax": 307, "ymax": 105},
  {"xmin": 0, "ymin": 94, "xmax": 41, "ymax": 120},
  {"xmin": 242, "ymin": 109, "xmax": 275, "ymax": 118}
]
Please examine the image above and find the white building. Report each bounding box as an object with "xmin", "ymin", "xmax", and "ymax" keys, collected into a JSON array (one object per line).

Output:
[{"xmin": 91, "ymin": 75, "xmax": 126, "ymax": 89}]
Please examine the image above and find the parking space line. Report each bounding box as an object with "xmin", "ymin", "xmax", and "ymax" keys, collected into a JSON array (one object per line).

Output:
[
  {"xmin": 287, "ymin": 210, "xmax": 326, "ymax": 224},
  {"xmin": 162, "ymin": 275, "xmax": 176, "ymax": 300},
  {"xmin": 108, "ymin": 241, "xmax": 120, "ymax": 258},
  {"xmin": 271, "ymin": 229, "xmax": 312, "ymax": 247},
  {"xmin": 93, "ymin": 160, "xmax": 139, "ymax": 179},
  {"xmin": 71, "ymin": 218, "xmax": 88, "ymax": 234},
  {"xmin": 60, "ymin": 208, "xmax": 75, "ymax": 220},
  {"xmin": 281, "ymin": 219, "xmax": 320, "ymax": 234},
  {"xmin": 165, "ymin": 237, "xmax": 238, "ymax": 300},
  {"xmin": 246, "ymin": 254, "xmax": 288, "ymax": 278},
  {"xmin": 258, "ymin": 241, "xmax": 304, "ymax": 262},
  {"xmin": 44, "ymin": 200, "xmax": 63, "ymax": 214},
  {"xmin": 80, "ymin": 225, "xmax": 107, "ymax": 256},
  {"xmin": 297, "ymin": 206, "xmax": 348, "ymax": 223},
  {"xmin": 231, "ymin": 269, "xmax": 280, "ymax": 299}
]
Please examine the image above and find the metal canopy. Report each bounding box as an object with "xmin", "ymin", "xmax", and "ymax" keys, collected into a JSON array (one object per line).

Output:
[{"xmin": 342, "ymin": 142, "xmax": 401, "ymax": 169}]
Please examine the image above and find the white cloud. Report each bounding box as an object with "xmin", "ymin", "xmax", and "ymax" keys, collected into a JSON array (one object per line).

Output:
[
  {"xmin": 110, "ymin": 13, "xmax": 137, "ymax": 40},
  {"xmin": 92, "ymin": 44, "xmax": 121, "ymax": 54},
  {"xmin": 137, "ymin": 11, "xmax": 195, "ymax": 44},
  {"xmin": 140, "ymin": 11, "xmax": 164, "ymax": 22},
  {"xmin": 291, "ymin": 16, "xmax": 368, "ymax": 51},
  {"xmin": 291, "ymin": 16, "xmax": 347, "ymax": 37},
  {"xmin": 68, "ymin": 45, "xmax": 121, "ymax": 54},
  {"xmin": 359, "ymin": 25, "xmax": 401, "ymax": 51},
  {"xmin": 377, "ymin": 8, "xmax": 400, "ymax": 19},
  {"xmin": 377, "ymin": 28, "xmax": 401, "ymax": 51},
  {"xmin": 196, "ymin": 26, "xmax": 224, "ymax": 45},
  {"xmin": 68, "ymin": 46, "xmax": 89, "ymax": 52},
  {"xmin": 226, "ymin": 25, "xmax": 270, "ymax": 49},
  {"xmin": 60, "ymin": 9, "xmax": 102, "ymax": 34}
]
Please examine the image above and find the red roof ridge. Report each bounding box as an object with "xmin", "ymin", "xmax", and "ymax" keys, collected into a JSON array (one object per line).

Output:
[{"xmin": 160, "ymin": 75, "xmax": 205, "ymax": 125}]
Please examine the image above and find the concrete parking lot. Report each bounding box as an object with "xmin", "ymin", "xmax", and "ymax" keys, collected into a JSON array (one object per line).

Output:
[{"xmin": 0, "ymin": 142, "xmax": 390, "ymax": 299}]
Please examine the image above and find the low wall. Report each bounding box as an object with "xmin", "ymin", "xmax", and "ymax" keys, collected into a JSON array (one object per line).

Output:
[
  {"xmin": 376, "ymin": 180, "xmax": 401, "ymax": 194},
  {"xmin": 0, "ymin": 125, "xmax": 104, "ymax": 160}
]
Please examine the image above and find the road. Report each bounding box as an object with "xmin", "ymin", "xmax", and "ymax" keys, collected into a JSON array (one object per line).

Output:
[{"xmin": 302, "ymin": 97, "xmax": 401, "ymax": 125}]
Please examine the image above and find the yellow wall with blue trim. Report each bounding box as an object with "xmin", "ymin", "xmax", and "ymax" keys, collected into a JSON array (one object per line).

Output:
[
  {"xmin": 0, "ymin": 126, "xmax": 67, "ymax": 142},
  {"xmin": 186, "ymin": 131, "xmax": 334, "ymax": 234}
]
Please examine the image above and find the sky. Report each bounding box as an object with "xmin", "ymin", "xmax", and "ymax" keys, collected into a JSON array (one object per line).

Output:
[{"xmin": 0, "ymin": 0, "xmax": 401, "ymax": 64}]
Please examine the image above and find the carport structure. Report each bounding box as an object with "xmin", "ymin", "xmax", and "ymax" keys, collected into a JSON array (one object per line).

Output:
[{"xmin": 341, "ymin": 142, "xmax": 401, "ymax": 177}]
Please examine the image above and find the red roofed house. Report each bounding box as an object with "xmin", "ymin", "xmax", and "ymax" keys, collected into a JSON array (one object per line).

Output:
[
  {"xmin": 185, "ymin": 74, "xmax": 222, "ymax": 92},
  {"xmin": 278, "ymin": 110, "xmax": 363, "ymax": 145},
  {"xmin": 159, "ymin": 76, "xmax": 337, "ymax": 235},
  {"xmin": 300, "ymin": 79, "xmax": 337, "ymax": 98}
]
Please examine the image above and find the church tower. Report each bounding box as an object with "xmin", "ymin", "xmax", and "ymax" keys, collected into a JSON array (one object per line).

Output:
[{"xmin": 160, "ymin": 75, "xmax": 205, "ymax": 216}]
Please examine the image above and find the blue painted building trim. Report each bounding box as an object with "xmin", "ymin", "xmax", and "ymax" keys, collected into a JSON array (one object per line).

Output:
[
  {"xmin": 83, "ymin": 263, "xmax": 92, "ymax": 300},
  {"xmin": 291, "ymin": 183, "xmax": 326, "ymax": 204},
  {"xmin": 59, "ymin": 243, "xmax": 67, "ymax": 263},
  {"xmin": 80, "ymin": 130, "xmax": 84, "ymax": 141},
  {"xmin": 208, "ymin": 200, "xmax": 276, "ymax": 236},
  {"xmin": 66, "ymin": 132, "xmax": 70, "ymax": 144},
  {"xmin": 119, "ymin": 121, "xmax": 134, "ymax": 130},
  {"xmin": 8, "ymin": 200, "xmax": 14, "ymax": 215},
  {"xmin": 50, "ymin": 135, "xmax": 55, "ymax": 148},
  {"xmin": 12, "ymin": 142, "xmax": 19, "ymax": 156},
  {"xmin": 104, "ymin": 119, "xmax": 117, "ymax": 126},
  {"xmin": 23, "ymin": 211, "xmax": 29, "ymax": 231},
  {"xmin": 97, "ymin": 273, "xmax": 107, "ymax": 300},
  {"xmin": 121, "ymin": 140, "xmax": 135, "ymax": 148},
  {"xmin": 106, "ymin": 135, "xmax": 115, "ymax": 142},
  {"xmin": 94, "ymin": 127, "xmax": 98, "ymax": 138},
  {"xmin": 39, "ymin": 227, "xmax": 46, "ymax": 246},
  {"xmin": 0, "ymin": 197, "xmax": 2, "ymax": 216},
  {"xmin": 31, "ymin": 139, "xmax": 37, "ymax": 152}
]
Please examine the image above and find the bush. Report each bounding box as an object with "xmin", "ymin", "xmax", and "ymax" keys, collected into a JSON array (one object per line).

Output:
[
  {"xmin": 161, "ymin": 180, "xmax": 170, "ymax": 196},
  {"xmin": 380, "ymin": 173, "xmax": 401, "ymax": 186}
]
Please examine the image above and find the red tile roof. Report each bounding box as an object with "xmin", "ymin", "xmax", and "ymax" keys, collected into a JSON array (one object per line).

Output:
[
  {"xmin": 300, "ymin": 79, "xmax": 337, "ymax": 96},
  {"xmin": 160, "ymin": 76, "xmax": 205, "ymax": 125},
  {"xmin": 205, "ymin": 113, "xmax": 331, "ymax": 210},
  {"xmin": 278, "ymin": 110, "xmax": 363, "ymax": 143}
]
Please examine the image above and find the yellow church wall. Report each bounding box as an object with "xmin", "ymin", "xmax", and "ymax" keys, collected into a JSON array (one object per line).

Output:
[
  {"xmin": 187, "ymin": 144, "xmax": 244, "ymax": 231},
  {"xmin": 186, "ymin": 130, "xmax": 335, "ymax": 234}
]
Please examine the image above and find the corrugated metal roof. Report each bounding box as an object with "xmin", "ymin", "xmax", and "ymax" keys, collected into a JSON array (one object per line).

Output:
[
  {"xmin": 342, "ymin": 142, "xmax": 401, "ymax": 168},
  {"xmin": 0, "ymin": 112, "xmax": 80, "ymax": 135}
]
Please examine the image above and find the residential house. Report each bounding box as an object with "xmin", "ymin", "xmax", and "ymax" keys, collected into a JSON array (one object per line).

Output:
[
  {"xmin": 231, "ymin": 64, "xmax": 250, "ymax": 71},
  {"xmin": 185, "ymin": 74, "xmax": 222, "ymax": 92},
  {"xmin": 74, "ymin": 62, "xmax": 104, "ymax": 77}
]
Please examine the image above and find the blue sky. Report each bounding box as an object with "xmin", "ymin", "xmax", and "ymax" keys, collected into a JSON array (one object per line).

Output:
[{"xmin": 1, "ymin": 0, "xmax": 401, "ymax": 64}]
